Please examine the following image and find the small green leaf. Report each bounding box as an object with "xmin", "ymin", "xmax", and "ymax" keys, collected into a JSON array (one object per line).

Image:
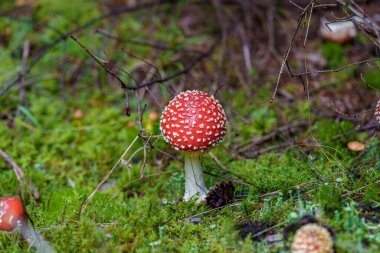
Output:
[{"xmin": 18, "ymin": 104, "xmax": 41, "ymax": 128}]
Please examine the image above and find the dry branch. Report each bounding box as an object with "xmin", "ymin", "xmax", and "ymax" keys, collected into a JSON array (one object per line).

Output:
[
  {"xmin": 0, "ymin": 0, "xmax": 167, "ymax": 97},
  {"xmin": 71, "ymin": 36, "xmax": 219, "ymax": 91},
  {"xmin": 237, "ymin": 121, "xmax": 309, "ymax": 154}
]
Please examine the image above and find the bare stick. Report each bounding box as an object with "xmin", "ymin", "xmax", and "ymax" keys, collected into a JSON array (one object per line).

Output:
[
  {"xmin": 303, "ymin": 1, "xmax": 314, "ymax": 47},
  {"xmin": 270, "ymin": 3, "xmax": 310, "ymax": 103},
  {"xmin": 208, "ymin": 151, "xmax": 256, "ymax": 187},
  {"xmin": 237, "ymin": 121, "xmax": 309, "ymax": 153},
  {"xmin": 71, "ymin": 37, "xmax": 218, "ymax": 92},
  {"xmin": 341, "ymin": 179, "xmax": 380, "ymax": 198},
  {"xmin": 337, "ymin": 0, "xmax": 380, "ymax": 42},
  {"xmin": 124, "ymin": 90, "xmax": 130, "ymax": 116},
  {"xmin": 70, "ymin": 36, "xmax": 129, "ymax": 90},
  {"xmin": 134, "ymin": 89, "xmax": 144, "ymax": 133},
  {"xmin": 292, "ymin": 58, "xmax": 380, "ymax": 76},
  {"xmin": 0, "ymin": 149, "xmax": 39, "ymax": 200},
  {"xmin": 132, "ymin": 41, "xmax": 218, "ymax": 90}
]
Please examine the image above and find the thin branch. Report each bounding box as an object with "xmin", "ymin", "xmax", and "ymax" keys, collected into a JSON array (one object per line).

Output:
[
  {"xmin": 132, "ymin": 40, "xmax": 219, "ymax": 90},
  {"xmin": 337, "ymin": 0, "xmax": 380, "ymax": 40},
  {"xmin": 303, "ymin": 1, "xmax": 314, "ymax": 47},
  {"xmin": 0, "ymin": 0, "xmax": 166, "ymax": 97},
  {"xmin": 292, "ymin": 59, "xmax": 380, "ymax": 76},
  {"xmin": 208, "ymin": 151, "xmax": 256, "ymax": 187},
  {"xmin": 80, "ymin": 136, "xmax": 140, "ymax": 214},
  {"xmin": 70, "ymin": 36, "xmax": 129, "ymax": 89},
  {"xmin": 270, "ymin": 2, "xmax": 311, "ymax": 103},
  {"xmin": 237, "ymin": 121, "xmax": 309, "ymax": 153},
  {"xmin": 71, "ymin": 37, "xmax": 218, "ymax": 92},
  {"xmin": 203, "ymin": 171, "xmax": 253, "ymax": 187},
  {"xmin": 341, "ymin": 179, "xmax": 380, "ymax": 198},
  {"xmin": 124, "ymin": 90, "xmax": 130, "ymax": 116}
]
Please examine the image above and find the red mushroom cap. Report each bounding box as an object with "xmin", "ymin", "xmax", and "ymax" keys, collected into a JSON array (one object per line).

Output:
[
  {"xmin": 160, "ymin": 90, "xmax": 227, "ymax": 152},
  {"xmin": 376, "ymin": 98, "xmax": 380, "ymax": 124},
  {"xmin": 0, "ymin": 197, "xmax": 26, "ymax": 232}
]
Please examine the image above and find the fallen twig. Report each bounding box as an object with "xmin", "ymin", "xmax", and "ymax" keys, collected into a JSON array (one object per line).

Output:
[
  {"xmin": 237, "ymin": 121, "xmax": 309, "ymax": 153},
  {"xmin": 80, "ymin": 136, "xmax": 140, "ymax": 214},
  {"xmin": 332, "ymin": 121, "xmax": 379, "ymax": 140},
  {"xmin": 292, "ymin": 59, "xmax": 380, "ymax": 76}
]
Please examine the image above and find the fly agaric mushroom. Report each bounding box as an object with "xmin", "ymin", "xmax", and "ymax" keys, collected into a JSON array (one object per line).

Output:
[
  {"xmin": 160, "ymin": 90, "xmax": 227, "ymax": 201},
  {"xmin": 0, "ymin": 197, "xmax": 26, "ymax": 232},
  {"xmin": 0, "ymin": 197, "xmax": 56, "ymax": 252},
  {"xmin": 375, "ymin": 98, "xmax": 380, "ymax": 124},
  {"xmin": 291, "ymin": 224, "xmax": 334, "ymax": 253}
]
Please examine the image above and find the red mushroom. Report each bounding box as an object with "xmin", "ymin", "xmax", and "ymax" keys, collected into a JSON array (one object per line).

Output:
[
  {"xmin": 0, "ymin": 197, "xmax": 55, "ymax": 252},
  {"xmin": 0, "ymin": 197, "xmax": 26, "ymax": 232},
  {"xmin": 375, "ymin": 98, "xmax": 380, "ymax": 124},
  {"xmin": 160, "ymin": 90, "xmax": 227, "ymax": 201}
]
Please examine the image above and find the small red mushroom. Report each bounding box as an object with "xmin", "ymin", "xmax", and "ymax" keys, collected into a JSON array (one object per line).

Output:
[
  {"xmin": 375, "ymin": 98, "xmax": 380, "ymax": 124},
  {"xmin": 160, "ymin": 90, "xmax": 227, "ymax": 201},
  {"xmin": 0, "ymin": 197, "xmax": 55, "ymax": 252},
  {"xmin": 0, "ymin": 197, "xmax": 26, "ymax": 232}
]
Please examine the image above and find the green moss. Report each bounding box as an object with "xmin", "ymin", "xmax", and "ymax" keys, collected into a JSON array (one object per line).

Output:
[{"xmin": 0, "ymin": 0, "xmax": 379, "ymax": 252}]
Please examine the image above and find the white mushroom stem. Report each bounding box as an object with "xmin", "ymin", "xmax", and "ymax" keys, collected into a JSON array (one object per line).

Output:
[
  {"xmin": 20, "ymin": 221, "xmax": 56, "ymax": 253},
  {"xmin": 183, "ymin": 152, "xmax": 208, "ymax": 201}
]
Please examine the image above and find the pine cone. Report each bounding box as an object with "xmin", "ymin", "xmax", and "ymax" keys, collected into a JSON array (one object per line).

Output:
[
  {"xmin": 205, "ymin": 181, "xmax": 235, "ymax": 208},
  {"xmin": 237, "ymin": 220, "xmax": 268, "ymax": 241}
]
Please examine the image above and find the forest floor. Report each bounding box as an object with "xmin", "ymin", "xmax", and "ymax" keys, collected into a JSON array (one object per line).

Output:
[{"xmin": 0, "ymin": 0, "xmax": 379, "ymax": 252}]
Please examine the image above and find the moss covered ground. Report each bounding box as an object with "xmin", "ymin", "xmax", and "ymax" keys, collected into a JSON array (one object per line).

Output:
[{"xmin": 0, "ymin": 0, "xmax": 379, "ymax": 252}]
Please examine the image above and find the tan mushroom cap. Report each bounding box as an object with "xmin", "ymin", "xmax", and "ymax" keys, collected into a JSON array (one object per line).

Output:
[
  {"xmin": 291, "ymin": 224, "xmax": 333, "ymax": 253},
  {"xmin": 347, "ymin": 141, "xmax": 365, "ymax": 151}
]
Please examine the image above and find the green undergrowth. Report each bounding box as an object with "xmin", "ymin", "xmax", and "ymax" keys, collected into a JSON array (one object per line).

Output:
[
  {"xmin": 1, "ymin": 0, "xmax": 379, "ymax": 252},
  {"xmin": 0, "ymin": 86, "xmax": 379, "ymax": 252}
]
